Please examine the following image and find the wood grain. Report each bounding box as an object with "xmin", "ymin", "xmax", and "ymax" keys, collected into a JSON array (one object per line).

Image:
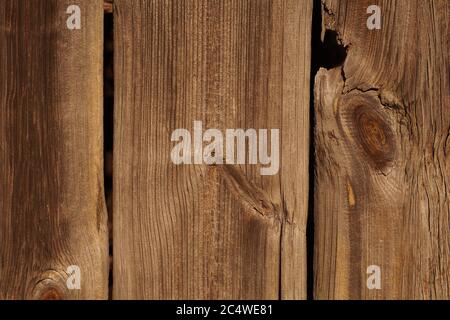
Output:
[
  {"xmin": 314, "ymin": 0, "xmax": 449, "ymax": 299},
  {"xmin": 114, "ymin": 0, "xmax": 311, "ymax": 299},
  {"xmin": 0, "ymin": 1, "xmax": 108, "ymax": 299}
]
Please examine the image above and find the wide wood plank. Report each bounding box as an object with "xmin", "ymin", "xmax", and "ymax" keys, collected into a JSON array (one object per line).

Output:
[
  {"xmin": 314, "ymin": 0, "xmax": 449, "ymax": 299},
  {"xmin": 0, "ymin": 1, "xmax": 108, "ymax": 299},
  {"xmin": 114, "ymin": 0, "xmax": 311, "ymax": 299}
]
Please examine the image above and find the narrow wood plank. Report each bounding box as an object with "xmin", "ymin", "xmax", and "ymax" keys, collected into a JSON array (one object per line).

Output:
[
  {"xmin": 114, "ymin": 0, "xmax": 311, "ymax": 299},
  {"xmin": 0, "ymin": 1, "xmax": 108, "ymax": 299},
  {"xmin": 314, "ymin": 0, "xmax": 449, "ymax": 299}
]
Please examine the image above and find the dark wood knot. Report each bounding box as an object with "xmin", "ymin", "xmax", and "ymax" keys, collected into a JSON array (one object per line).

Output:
[
  {"xmin": 354, "ymin": 106, "xmax": 395, "ymax": 170},
  {"xmin": 39, "ymin": 287, "xmax": 63, "ymax": 300}
]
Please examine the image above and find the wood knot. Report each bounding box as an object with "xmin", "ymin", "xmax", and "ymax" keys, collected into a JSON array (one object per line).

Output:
[
  {"xmin": 38, "ymin": 287, "xmax": 63, "ymax": 300},
  {"xmin": 354, "ymin": 106, "xmax": 395, "ymax": 170},
  {"xmin": 29, "ymin": 270, "xmax": 68, "ymax": 300}
]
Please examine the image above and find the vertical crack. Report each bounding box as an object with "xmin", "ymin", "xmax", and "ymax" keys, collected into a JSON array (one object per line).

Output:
[
  {"xmin": 307, "ymin": 0, "xmax": 322, "ymax": 301},
  {"xmin": 103, "ymin": 2, "xmax": 114, "ymax": 300},
  {"xmin": 308, "ymin": 0, "xmax": 349, "ymax": 300}
]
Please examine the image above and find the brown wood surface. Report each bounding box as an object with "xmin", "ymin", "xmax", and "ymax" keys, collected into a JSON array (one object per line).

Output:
[
  {"xmin": 0, "ymin": 1, "xmax": 108, "ymax": 299},
  {"xmin": 113, "ymin": 0, "xmax": 311, "ymax": 299},
  {"xmin": 314, "ymin": 0, "xmax": 449, "ymax": 299}
]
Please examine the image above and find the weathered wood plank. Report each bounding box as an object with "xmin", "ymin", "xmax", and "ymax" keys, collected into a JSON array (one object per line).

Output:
[
  {"xmin": 0, "ymin": 1, "xmax": 108, "ymax": 299},
  {"xmin": 314, "ymin": 0, "xmax": 449, "ymax": 299},
  {"xmin": 114, "ymin": 0, "xmax": 311, "ymax": 299}
]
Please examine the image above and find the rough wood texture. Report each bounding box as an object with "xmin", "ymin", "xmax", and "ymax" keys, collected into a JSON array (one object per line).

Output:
[
  {"xmin": 114, "ymin": 0, "xmax": 311, "ymax": 299},
  {"xmin": 0, "ymin": 1, "xmax": 108, "ymax": 299},
  {"xmin": 314, "ymin": 0, "xmax": 449, "ymax": 299}
]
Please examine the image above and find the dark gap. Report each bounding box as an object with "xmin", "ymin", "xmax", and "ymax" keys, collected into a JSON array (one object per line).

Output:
[
  {"xmin": 104, "ymin": 8, "xmax": 114, "ymax": 300},
  {"xmin": 321, "ymin": 29, "xmax": 348, "ymax": 69},
  {"xmin": 308, "ymin": 0, "xmax": 348, "ymax": 300},
  {"xmin": 307, "ymin": 0, "xmax": 322, "ymax": 301}
]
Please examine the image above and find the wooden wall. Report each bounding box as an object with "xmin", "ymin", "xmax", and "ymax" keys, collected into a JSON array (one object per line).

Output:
[{"xmin": 0, "ymin": 0, "xmax": 447, "ymax": 300}]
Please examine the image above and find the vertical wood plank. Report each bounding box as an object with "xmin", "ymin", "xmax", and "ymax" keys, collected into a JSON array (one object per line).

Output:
[
  {"xmin": 114, "ymin": 0, "xmax": 311, "ymax": 299},
  {"xmin": 314, "ymin": 0, "xmax": 449, "ymax": 299},
  {"xmin": 0, "ymin": 1, "xmax": 108, "ymax": 299}
]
